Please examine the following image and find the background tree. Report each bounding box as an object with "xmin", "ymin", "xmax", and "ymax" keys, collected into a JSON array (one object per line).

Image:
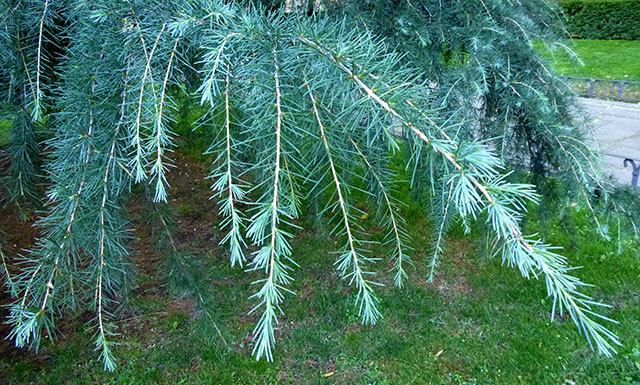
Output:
[{"xmin": 0, "ymin": 0, "xmax": 635, "ymax": 370}]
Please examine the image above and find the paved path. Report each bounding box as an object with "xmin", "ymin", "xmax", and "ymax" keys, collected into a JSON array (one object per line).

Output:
[{"xmin": 579, "ymin": 98, "xmax": 640, "ymax": 186}]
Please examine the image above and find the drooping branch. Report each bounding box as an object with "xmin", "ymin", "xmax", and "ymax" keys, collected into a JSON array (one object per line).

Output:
[
  {"xmin": 299, "ymin": 33, "xmax": 620, "ymax": 356},
  {"xmin": 428, "ymin": 182, "xmax": 454, "ymax": 282},
  {"xmin": 32, "ymin": 0, "xmax": 48, "ymax": 122},
  {"xmin": 149, "ymin": 35, "xmax": 180, "ymax": 202},
  {"xmin": 1, "ymin": 246, "xmax": 16, "ymax": 297},
  {"xmin": 306, "ymin": 80, "xmax": 381, "ymax": 324},
  {"xmin": 131, "ymin": 22, "xmax": 166, "ymax": 183},
  {"xmin": 349, "ymin": 138, "xmax": 410, "ymax": 288},
  {"xmin": 93, "ymin": 61, "xmax": 131, "ymax": 371},
  {"xmin": 246, "ymin": 46, "xmax": 295, "ymax": 362},
  {"xmin": 38, "ymin": 75, "xmax": 98, "ymax": 318},
  {"xmin": 221, "ymin": 72, "xmax": 246, "ymax": 267}
]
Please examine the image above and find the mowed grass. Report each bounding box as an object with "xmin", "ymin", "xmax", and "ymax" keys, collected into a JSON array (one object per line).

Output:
[
  {"xmin": 1, "ymin": 180, "xmax": 639, "ymax": 384},
  {"xmin": 537, "ymin": 39, "xmax": 640, "ymax": 81}
]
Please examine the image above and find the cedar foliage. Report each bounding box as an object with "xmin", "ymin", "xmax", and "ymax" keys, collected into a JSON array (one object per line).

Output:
[{"xmin": 0, "ymin": 0, "xmax": 636, "ymax": 370}]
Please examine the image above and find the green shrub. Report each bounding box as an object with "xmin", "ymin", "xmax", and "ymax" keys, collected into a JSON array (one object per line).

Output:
[{"xmin": 560, "ymin": 0, "xmax": 640, "ymax": 40}]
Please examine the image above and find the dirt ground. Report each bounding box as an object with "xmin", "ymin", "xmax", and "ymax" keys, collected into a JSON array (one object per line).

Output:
[{"xmin": 0, "ymin": 151, "xmax": 222, "ymax": 363}]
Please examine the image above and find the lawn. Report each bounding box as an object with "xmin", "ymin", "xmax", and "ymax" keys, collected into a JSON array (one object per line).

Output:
[
  {"xmin": 1, "ymin": 147, "xmax": 639, "ymax": 385},
  {"xmin": 537, "ymin": 39, "xmax": 640, "ymax": 81}
]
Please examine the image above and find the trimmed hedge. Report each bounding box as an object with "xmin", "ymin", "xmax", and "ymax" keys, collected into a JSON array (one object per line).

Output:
[{"xmin": 560, "ymin": 0, "xmax": 640, "ymax": 40}]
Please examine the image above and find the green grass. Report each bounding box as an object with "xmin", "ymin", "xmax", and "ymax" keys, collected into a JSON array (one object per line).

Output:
[
  {"xmin": 1, "ymin": 188, "xmax": 639, "ymax": 384},
  {"xmin": 537, "ymin": 39, "xmax": 640, "ymax": 81},
  {"xmin": 0, "ymin": 119, "xmax": 10, "ymax": 147}
]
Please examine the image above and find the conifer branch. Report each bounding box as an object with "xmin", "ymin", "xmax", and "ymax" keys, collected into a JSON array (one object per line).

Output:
[
  {"xmin": 37, "ymin": 75, "xmax": 98, "ymax": 318},
  {"xmin": 246, "ymin": 46, "xmax": 294, "ymax": 362},
  {"xmin": 8, "ymin": 71, "xmax": 98, "ymax": 351},
  {"xmin": 210, "ymin": 69, "xmax": 248, "ymax": 267},
  {"xmin": 349, "ymin": 138, "xmax": 410, "ymax": 288},
  {"xmin": 299, "ymin": 33, "xmax": 619, "ymax": 356},
  {"xmin": 2, "ymin": 29, "xmax": 41, "ymax": 209},
  {"xmin": 16, "ymin": 34, "xmax": 36, "ymax": 107},
  {"xmin": 32, "ymin": 0, "xmax": 48, "ymax": 122},
  {"xmin": 1, "ymin": 246, "xmax": 17, "ymax": 297},
  {"xmin": 131, "ymin": 22, "xmax": 166, "ymax": 182},
  {"xmin": 428, "ymin": 182, "xmax": 454, "ymax": 282},
  {"xmin": 93, "ymin": 62, "xmax": 131, "ymax": 371},
  {"xmin": 200, "ymin": 32, "xmax": 241, "ymax": 105},
  {"xmin": 306, "ymin": 81, "xmax": 381, "ymax": 324},
  {"xmin": 149, "ymin": 35, "xmax": 180, "ymax": 202},
  {"xmin": 222, "ymin": 72, "xmax": 246, "ymax": 267}
]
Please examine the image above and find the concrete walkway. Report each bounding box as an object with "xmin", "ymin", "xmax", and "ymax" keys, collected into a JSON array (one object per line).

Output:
[{"xmin": 579, "ymin": 98, "xmax": 640, "ymax": 186}]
